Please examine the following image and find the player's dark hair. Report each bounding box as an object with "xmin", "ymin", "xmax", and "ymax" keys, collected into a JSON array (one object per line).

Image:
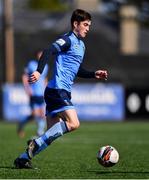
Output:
[{"xmin": 71, "ymin": 9, "xmax": 91, "ymax": 28}]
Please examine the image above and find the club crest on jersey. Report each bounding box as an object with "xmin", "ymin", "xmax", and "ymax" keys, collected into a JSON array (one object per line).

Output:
[{"xmin": 56, "ymin": 39, "xmax": 66, "ymax": 46}]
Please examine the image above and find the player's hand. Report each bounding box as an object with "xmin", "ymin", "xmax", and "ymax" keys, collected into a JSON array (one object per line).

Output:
[
  {"xmin": 95, "ymin": 70, "xmax": 108, "ymax": 80},
  {"xmin": 28, "ymin": 71, "xmax": 41, "ymax": 83}
]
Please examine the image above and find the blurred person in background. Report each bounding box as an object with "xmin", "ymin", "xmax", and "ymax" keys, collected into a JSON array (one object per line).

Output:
[
  {"xmin": 17, "ymin": 50, "xmax": 49, "ymax": 138},
  {"xmin": 14, "ymin": 9, "xmax": 108, "ymax": 169}
]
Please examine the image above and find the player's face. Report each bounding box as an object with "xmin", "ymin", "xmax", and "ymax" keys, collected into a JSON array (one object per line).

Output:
[{"xmin": 73, "ymin": 20, "xmax": 91, "ymax": 38}]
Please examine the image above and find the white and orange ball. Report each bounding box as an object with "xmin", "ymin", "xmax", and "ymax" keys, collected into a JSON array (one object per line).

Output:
[{"xmin": 97, "ymin": 145, "xmax": 119, "ymax": 167}]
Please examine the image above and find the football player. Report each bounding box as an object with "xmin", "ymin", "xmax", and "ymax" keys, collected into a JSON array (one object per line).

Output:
[
  {"xmin": 17, "ymin": 50, "xmax": 48, "ymax": 138},
  {"xmin": 14, "ymin": 9, "xmax": 108, "ymax": 168}
]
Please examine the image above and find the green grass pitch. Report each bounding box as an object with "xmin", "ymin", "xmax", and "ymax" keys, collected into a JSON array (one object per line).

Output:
[{"xmin": 0, "ymin": 121, "xmax": 149, "ymax": 179}]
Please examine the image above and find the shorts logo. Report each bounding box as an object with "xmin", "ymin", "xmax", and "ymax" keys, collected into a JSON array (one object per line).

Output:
[{"xmin": 56, "ymin": 39, "xmax": 66, "ymax": 46}]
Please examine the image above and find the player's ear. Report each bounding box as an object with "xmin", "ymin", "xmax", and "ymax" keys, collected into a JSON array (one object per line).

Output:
[{"xmin": 73, "ymin": 21, "xmax": 79, "ymax": 29}]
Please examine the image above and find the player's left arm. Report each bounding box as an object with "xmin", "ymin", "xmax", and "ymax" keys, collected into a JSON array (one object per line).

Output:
[
  {"xmin": 94, "ymin": 69, "xmax": 108, "ymax": 80},
  {"xmin": 77, "ymin": 65, "xmax": 108, "ymax": 80}
]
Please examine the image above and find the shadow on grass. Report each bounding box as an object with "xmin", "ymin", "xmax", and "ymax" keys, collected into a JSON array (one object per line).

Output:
[
  {"xmin": 0, "ymin": 166, "xmax": 39, "ymax": 170},
  {"xmin": 0, "ymin": 166, "xmax": 15, "ymax": 169},
  {"xmin": 87, "ymin": 169, "xmax": 149, "ymax": 174}
]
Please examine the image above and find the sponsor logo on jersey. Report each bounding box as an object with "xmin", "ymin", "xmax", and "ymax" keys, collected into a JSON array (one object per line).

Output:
[
  {"xmin": 74, "ymin": 44, "xmax": 78, "ymax": 49},
  {"xmin": 56, "ymin": 39, "xmax": 66, "ymax": 46}
]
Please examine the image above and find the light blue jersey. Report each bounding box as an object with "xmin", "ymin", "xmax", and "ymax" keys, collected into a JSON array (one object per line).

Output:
[
  {"xmin": 47, "ymin": 32, "xmax": 85, "ymax": 92},
  {"xmin": 25, "ymin": 60, "xmax": 48, "ymax": 96}
]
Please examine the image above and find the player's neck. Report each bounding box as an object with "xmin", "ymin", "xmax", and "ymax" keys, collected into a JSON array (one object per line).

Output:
[{"xmin": 72, "ymin": 30, "xmax": 81, "ymax": 39}]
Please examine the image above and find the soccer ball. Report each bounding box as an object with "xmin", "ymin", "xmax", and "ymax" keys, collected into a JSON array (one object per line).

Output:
[{"xmin": 97, "ymin": 145, "xmax": 119, "ymax": 167}]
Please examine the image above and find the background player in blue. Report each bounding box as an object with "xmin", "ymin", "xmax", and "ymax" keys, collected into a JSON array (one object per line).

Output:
[
  {"xmin": 14, "ymin": 9, "xmax": 108, "ymax": 168},
  {"xmin": 17, "ymin": 50, "xmax": 48, "ymax": 138}
]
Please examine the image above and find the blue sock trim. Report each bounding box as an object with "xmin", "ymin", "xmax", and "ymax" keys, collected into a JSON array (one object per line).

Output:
[
  {"xmin": 34, "ymin": 143, "xmax": 48, "ymax": 156},
  {"xmin": 19, "ymin": 152, "xmax": 29, "ymax": 160},
  {"xmin": 42, "ymin": 134, "xmax": 48, "ymax": 143},
  {"xmin": 61, "ymin": 121, "xmax": 69, "ymax": 133}
]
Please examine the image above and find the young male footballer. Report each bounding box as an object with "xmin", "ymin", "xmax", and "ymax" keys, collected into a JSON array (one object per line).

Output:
[
  {"xmin": 14, "ymin": 9, "xmax": 108, "ymax": 168},
  {"xmin": 17, "ymin": 50, "xmax": 48, "ymax": 138}
]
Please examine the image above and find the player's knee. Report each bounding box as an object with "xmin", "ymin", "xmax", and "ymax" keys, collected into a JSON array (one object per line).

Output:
[{"xmin": 70, "ymin": 121, "xmax": 80, "ymax": 131}]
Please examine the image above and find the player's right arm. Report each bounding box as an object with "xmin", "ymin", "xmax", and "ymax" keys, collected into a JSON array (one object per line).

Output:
[{"xmin": 29, "ymin": 36, "xmax": 71, "ymax": 84}]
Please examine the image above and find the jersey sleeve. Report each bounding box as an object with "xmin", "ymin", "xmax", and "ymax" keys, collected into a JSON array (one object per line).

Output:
[
  {"xmin": 77, "ymin": 64, "xmax": 95, "ymax": 78},
  {"xmin": 52, "ymin": 36, "xmax": 71, "ymax": 53},
  {"xmin": 36, "ymin": 36, "xmax": 71, "ymax": 74}
]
